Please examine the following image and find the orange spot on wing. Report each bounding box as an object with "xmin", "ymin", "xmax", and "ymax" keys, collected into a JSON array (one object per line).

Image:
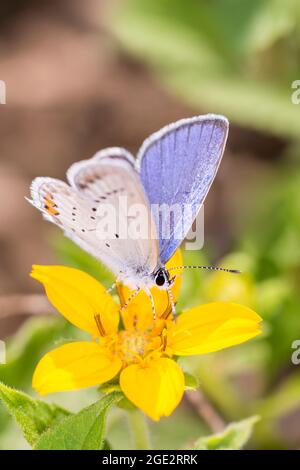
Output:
[
  {"xmin": 45, "ymin": 206, "xmax": 59, "ymax": 216},
  {"xmin": 44, "ymin": 195, "xmax": 59, "ymax": 216}
]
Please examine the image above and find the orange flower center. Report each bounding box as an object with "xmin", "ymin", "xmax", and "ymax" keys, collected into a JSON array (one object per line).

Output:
[
  {"xmin": 117, "ymin": 330, "xmax": 148, "ymax": 363},
  {"xmin": 100, "ymin": 326, "xmax": 169, "ymax": 367},
  {"xmin": 95, "ymin": 311, "xmax": 173, "ymax": 366}
]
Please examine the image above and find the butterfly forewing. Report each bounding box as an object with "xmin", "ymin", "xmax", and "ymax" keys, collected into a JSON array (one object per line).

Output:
[{"xmin": 137, "ymin": 115, "xmax": 229, "ymax": 264}]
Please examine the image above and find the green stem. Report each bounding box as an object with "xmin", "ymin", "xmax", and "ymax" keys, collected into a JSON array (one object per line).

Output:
[{"xmin": 128, "ymin": 409, "xmax": 151, "ymax": 450}]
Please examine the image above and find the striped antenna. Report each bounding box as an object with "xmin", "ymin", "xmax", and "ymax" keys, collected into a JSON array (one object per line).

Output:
[{"xmin": 168, "ymin": 266, "xmax": 241, "ymax": 274}]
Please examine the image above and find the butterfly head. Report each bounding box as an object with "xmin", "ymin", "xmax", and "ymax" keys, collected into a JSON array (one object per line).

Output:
[{"xmin": 153, "ymin": 267, "xmax": 173, "ymax": 290}]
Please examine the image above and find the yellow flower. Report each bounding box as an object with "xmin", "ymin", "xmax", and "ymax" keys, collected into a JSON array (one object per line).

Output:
[{"xmin": 30, "ymin": 251, "xmax": 262, "ymax": 421}]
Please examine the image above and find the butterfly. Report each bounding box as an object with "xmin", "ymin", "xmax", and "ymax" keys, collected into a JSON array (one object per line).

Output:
[{"xmin": 28, "ymin": 114, "xmax": 236, "ymax": 318}]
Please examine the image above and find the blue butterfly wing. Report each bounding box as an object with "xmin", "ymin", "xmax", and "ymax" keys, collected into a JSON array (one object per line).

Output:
[{"xmin": 137, "ymin": 114, "xmax": 229, "ymax": 264}]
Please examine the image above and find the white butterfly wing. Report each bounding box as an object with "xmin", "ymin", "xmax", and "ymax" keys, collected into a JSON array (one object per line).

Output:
[{"xmin": 29, "ymin": 148, "xmax": 158, "ymax": 282}]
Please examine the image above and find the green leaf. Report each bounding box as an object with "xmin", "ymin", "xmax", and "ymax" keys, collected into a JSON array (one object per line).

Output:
[
  {"xmin": 0, "ymin": 382, "xmax": 69, "ymax": 447},
  {"xmin": 194, "ymin": 415, "xmax": 260, "ymax": 450},
  {"xmin": 34, "ymin": 392, "xmax": 122, "ymax": 450},
  {"xmin": 184, "ymin": 372, "xmax": 199, "ymax": 391},
  {"xmin": 102, "ymin": 439, "xmax": 112, "ymax": 450}
]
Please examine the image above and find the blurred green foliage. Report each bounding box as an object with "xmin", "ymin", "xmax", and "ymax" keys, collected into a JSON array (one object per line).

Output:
[{"xmin": 112, "ymin": 0, "xmax": 300, "ymax": 138}]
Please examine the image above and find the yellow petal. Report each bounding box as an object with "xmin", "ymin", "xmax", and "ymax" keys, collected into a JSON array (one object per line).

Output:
[
  {"xmin": 33, "ymin": 341, "xmax": 122, "ymax": 395},
  {"xmin": 168, "ymin": 302, "xmax": 262, "ymax": 356},
  {"xmin": 119, "ymin": 250, "xmax": 183, "ymax": 331},
  {"xmin": 120, "ymin": 357, "xmax": 184, "ymax": 421},
  {"xmin": 31, "ymin": 265, "xmax": 119, "ymax": 336}
]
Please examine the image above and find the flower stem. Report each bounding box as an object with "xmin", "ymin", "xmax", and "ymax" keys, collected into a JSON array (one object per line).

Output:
[
  {"xmin": 185, "ymin": 390, "xmax": 225, "ymax": 433},
  {"xmin": 128, "ymin": 409, "xmax": 151, "ymax": 450}
]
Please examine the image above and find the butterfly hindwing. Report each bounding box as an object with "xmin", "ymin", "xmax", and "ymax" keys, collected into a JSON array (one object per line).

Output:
[
  {"xmin": 30, "ymin": 148, "xmax": 158, "ymax": 282},
  {"xmin": 29, "ymin": 177, "xmax": 126, "ymax": 275}
]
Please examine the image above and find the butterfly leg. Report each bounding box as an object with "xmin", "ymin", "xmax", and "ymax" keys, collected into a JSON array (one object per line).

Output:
[
  {"xmin": 167, "ymin": 283, "xmax": 177, "ymax": 322},
  {"xmin": 144, "ymin": 287, "xmax": 156, "ymax": 321},
  {"xmin": 120, "ymin": 287, "xmax": 141, "ymax": 312}
]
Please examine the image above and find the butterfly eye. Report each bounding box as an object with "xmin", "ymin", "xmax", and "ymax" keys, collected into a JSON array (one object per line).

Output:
[{"xmin": 155, "ymin": 270, "xmax": 166, "ymax": 287}]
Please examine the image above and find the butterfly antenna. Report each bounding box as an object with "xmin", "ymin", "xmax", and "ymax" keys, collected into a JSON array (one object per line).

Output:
[
  {"xmin": 120, "ymin": 287, "xmax": 140, "ymax": 312},
  {"xmin": 169, "ymin": 265, "xmax": 241, "ymax": 274}
]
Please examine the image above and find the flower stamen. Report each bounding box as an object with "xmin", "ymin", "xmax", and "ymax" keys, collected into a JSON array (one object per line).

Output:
[
  {"xmin": 160, "ymin": 303, "xmax": 172, "ymax": 320},
  {"xmin": 161, "ymin": 329, "xmax": 167, "ymax": 352},
  {"xmin": 94, "ymin": 313, "xmax": 106, "ymax": 336}
]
